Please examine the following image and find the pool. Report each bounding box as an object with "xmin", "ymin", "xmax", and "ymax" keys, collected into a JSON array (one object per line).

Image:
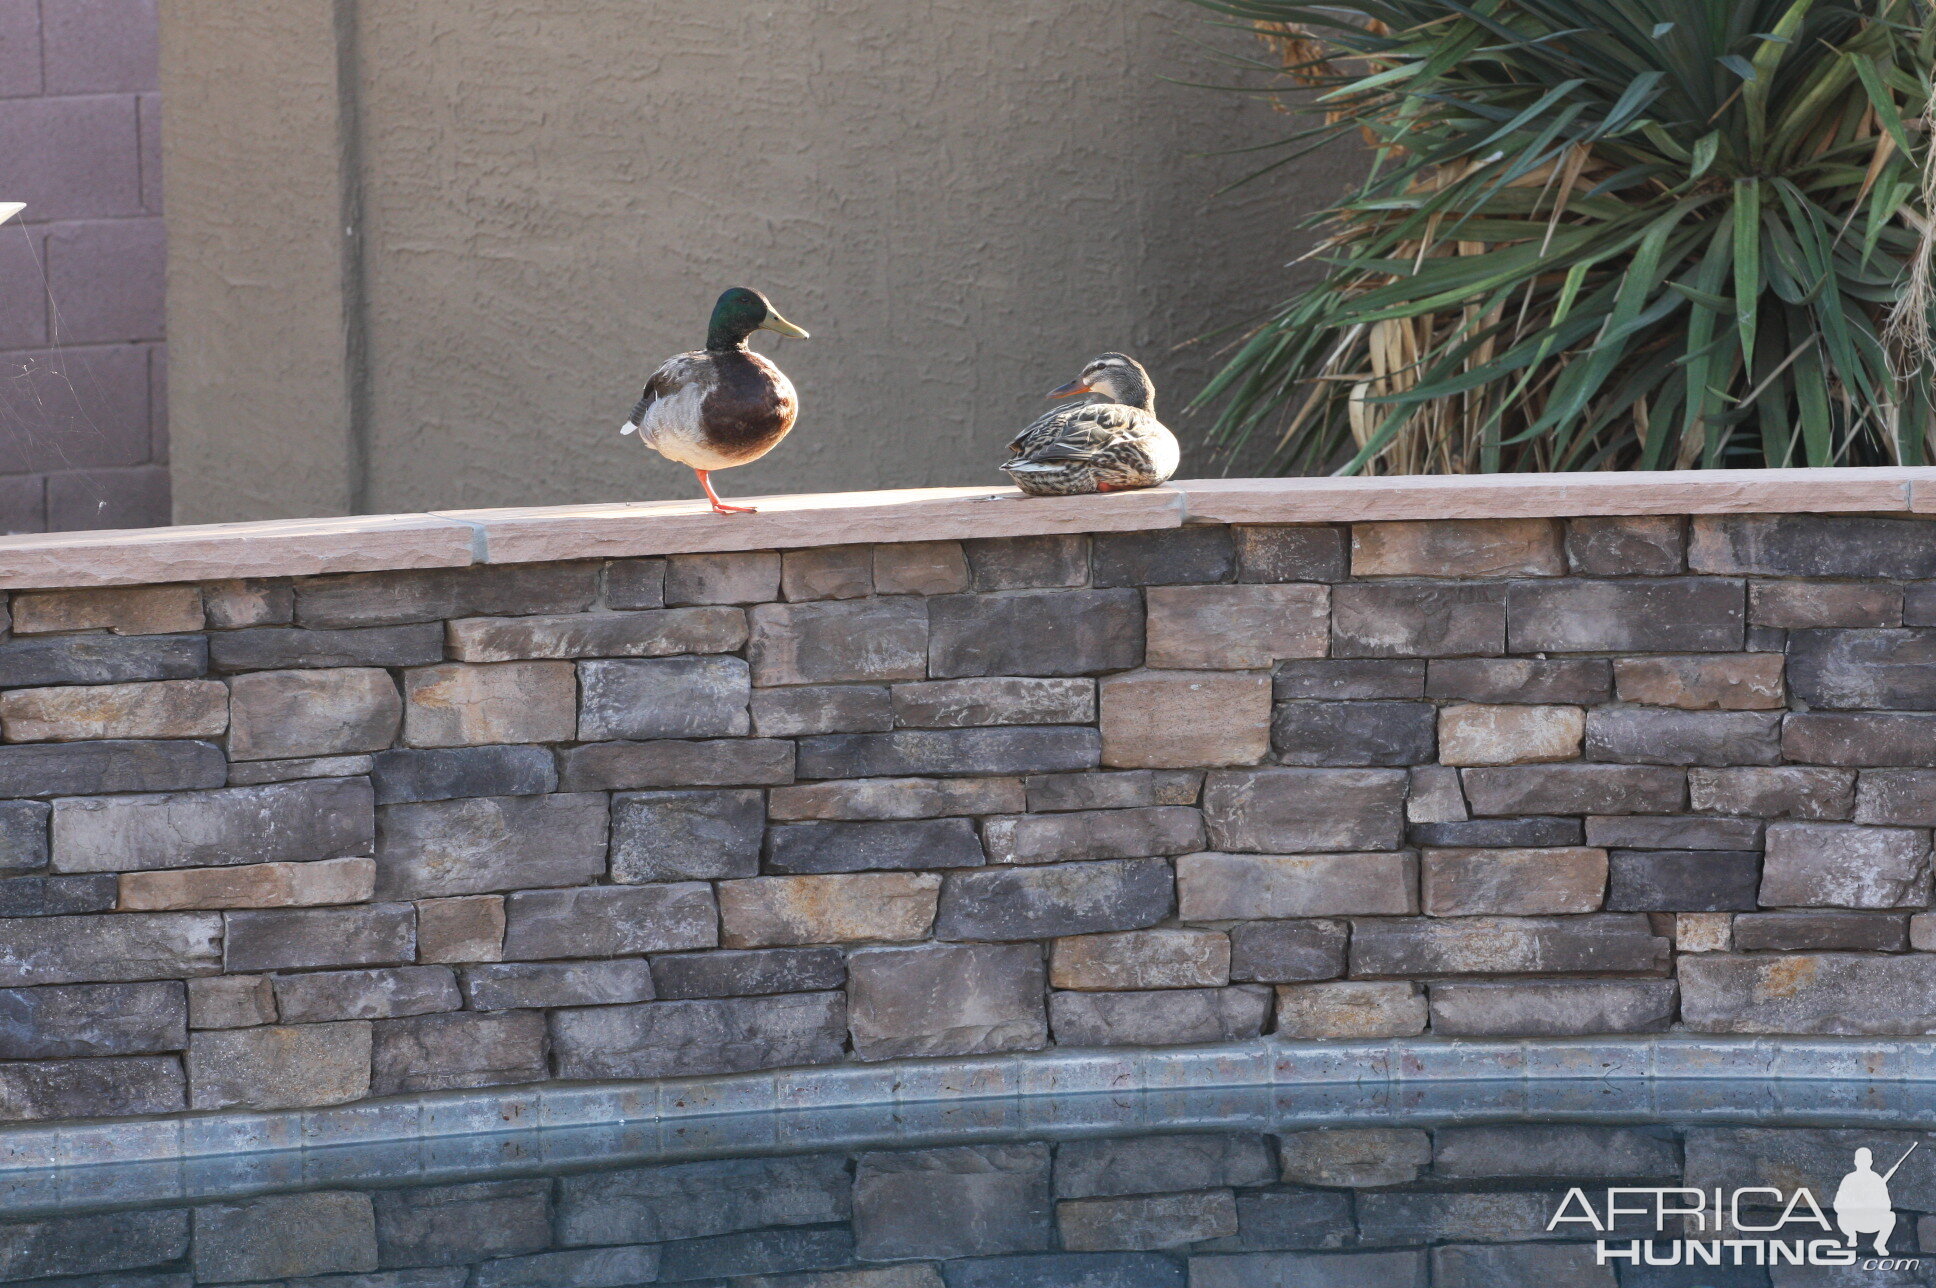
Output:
[{"xmin": 8, "ymin": 1079, "xmax": 1936, "ymax": 1286}]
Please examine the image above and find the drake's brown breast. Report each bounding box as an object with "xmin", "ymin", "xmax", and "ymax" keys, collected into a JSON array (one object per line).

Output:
[{"xmin": 700, "ymin": 352, "xmax": 797, "ymax": 462}]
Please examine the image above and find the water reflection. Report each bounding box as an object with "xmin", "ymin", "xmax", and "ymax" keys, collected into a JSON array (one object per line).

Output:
[{"xmin": 9, "ymin": 1079, "xmax": 1936, "ymax": 1285}]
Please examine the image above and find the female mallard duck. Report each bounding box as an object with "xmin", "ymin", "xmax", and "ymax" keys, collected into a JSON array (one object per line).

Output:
[
  {"xmin": 621, "ymin": 286, "xmax": 809, "ymax": 514},
  {"xmin": 1001, "ymin": 353, "xmax": 1179, "ymax": 496}
]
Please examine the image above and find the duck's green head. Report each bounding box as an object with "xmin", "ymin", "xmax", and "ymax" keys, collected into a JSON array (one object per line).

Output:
[{"xmin": 707, "ymin": 287, "xmax": 810, "ymax": 350}]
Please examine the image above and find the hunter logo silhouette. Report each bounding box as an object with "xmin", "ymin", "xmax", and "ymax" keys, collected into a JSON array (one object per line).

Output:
[{"xmin": 1833, "ymin": 1143, "xmax": 1917, "ymax": 1256}]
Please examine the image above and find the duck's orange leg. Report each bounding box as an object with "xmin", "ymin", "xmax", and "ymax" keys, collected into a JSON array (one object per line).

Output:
[{"xmin": 697, "ymin": 469, "xmax": 757, "ymax": 515}]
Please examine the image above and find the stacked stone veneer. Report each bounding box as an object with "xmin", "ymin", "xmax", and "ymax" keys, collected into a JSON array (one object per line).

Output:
[{"xmin": 13, "ymin": 512, "xmax": 1936, "ymax": 1123}]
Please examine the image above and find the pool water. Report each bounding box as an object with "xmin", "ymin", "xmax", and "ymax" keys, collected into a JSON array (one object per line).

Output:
[{"xmin": 8, "ymin": 1079, "xmax": 1936, "ymax": 1286}]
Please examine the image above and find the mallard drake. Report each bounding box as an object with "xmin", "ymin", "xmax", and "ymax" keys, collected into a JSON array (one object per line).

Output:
[
  {"xmin": 1001, "ymin": 353, "xmax": 1179, "ymax": 496},
  {"xmin": 621, "ymin": 286, "xmax": 809, "ymax": 514}
]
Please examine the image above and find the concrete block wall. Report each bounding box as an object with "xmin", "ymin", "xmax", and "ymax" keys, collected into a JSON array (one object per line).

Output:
[
  {"xmin": 3, "ymin": 507, "xmax": 1936, "ymax": 1125},
  {"xmin": 0, "ymin": 0, "xmax": 168, "ymax": 534}
]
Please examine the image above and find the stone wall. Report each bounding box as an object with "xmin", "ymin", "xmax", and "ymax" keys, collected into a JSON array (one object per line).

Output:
[{"xmin": 6, "ymin": 507, "xmax": 1936, "ymax": 1126}]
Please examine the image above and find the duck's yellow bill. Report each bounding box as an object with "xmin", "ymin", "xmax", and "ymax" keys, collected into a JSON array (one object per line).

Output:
[{"xmin": 761, "ymin": 312, "xmax": 810, "ymax": 339}]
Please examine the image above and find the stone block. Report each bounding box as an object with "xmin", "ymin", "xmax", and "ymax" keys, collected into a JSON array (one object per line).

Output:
[
  {"xmin": 224, "ymin": 903, "xmax": 416, "ymax": 972},
  {"xmin": 446, "ymin": 606, "xmax": 746, "ymax": 662},
  {"xmin": 1272, "ymin": 701, "xmax": 1435, "ymax": 767},
  {"xmin": 1410, "ymin": 816, "xmax": 1582, "ymax": 848},
  {"xmin": 551, "ymin": 992, "xmax": 845, "ymax": 1078},
  {"xmin": 1689, "ymin": 765, "xmax": 1854, "ymax": 818},
  {"xmin": 190, "ymin": 1192, "xmax": 378, "ymax": 1282},
  {"xmin": 463, "ymin": 959, "xmax": 657, "ymax": 1010},
  {"xmin": 416, "ymin": 894, "xmax": 504, "ymax": 963},
  {"xmin": 1227, "ymin": 1190, "xmax": 1354, "ymax": 1253},
  {"xmin": 1584, "ymin": 707, "xmax": 1782, "ymax": 766},
  {"xmin": 187, "ymin": 974, "xmax": 277, "ymax": 1028},
  {"xmin": 375, "ymin": 793, "xmax": 609, "ymax": 897},
  {"xmin": 1612, "ymin": 654, "xmax": 1785, "ymax": 711},
  {"xmin": 502, "ymin": 883, "xmax": 717, "ymax": 958},
  {"xmin": 0, "ymin": 910, "xmax": 219, "ymax": 986},
  {"xmin": 0, "ymin": 633, "xmax": 206, "ymax": 688},
  {"xmin": 1273, "ymin": 659, "xmax": 1425, "ymax": 700},
  {"xmin": 1227, "ymin": 920, "xmax": 1346, "ymax": 982},
  {"xmin": 1349, "ymin": 915, "xmax": 1668, "ymax": 976},
  {"xmin": 1355, "ymin": 1191, "xmax": 1574, "ymax": 1246},
  {"xmin": 274, "ymin": 966, "xmax": 462, "ymax": 1022},
  {"xmin": 1858, "ymin": 769, "xmax": 1936, "ymax": 826},
  {"xmin": 612, "ymin": 788, "xmax": 762, "ymax": 881},
  {"xmin": 1330, "ymin": 583, "xmax": 1505, "ymax": 657},
  {"xmin": 1420, "ymin": 847, "xmax": 1606, "ymax": 916},
  {"xmin": 474, "ymin": 1246, "xmax": 663, "ymax": 1288},
  {"xmin": 0, "ymin": 1055, "xmax": 185, "ymax": 1122},
  {"xmin": 203, "ymin": 578, "xmax": 296, "ymax": 629},
  {"xmin": 1177, "ymin": 852, "xmax": 1415, "ymax": 920},
  {"xmin": 1274, "ymin": 981, "xmax": 1426, "ymax": 1039},
  {"xmin": 1564, "ymin": 514, "xmax": 1684, "ymax": 575},
  {"xmin": 52, "ymin": 777, "xmax": 374, "ymax": 872},
  {"xmin": 209, "ymin": 623, "xmax": 445, "ymax": 671},
  {"xmin": 0, "ymin": 678, "xmax": 226, "ymax": 742},
  {"xmin": 750, "ymin": 683, "xmax": 893, "ymax": 736},
  {"xmin": 1406, "ymin": 765, "xmax": 1467, "ymax": 824},
  {"xmin": 578, "ymin": 655, "xmax": 750, "ymax": 741},
  {"xmin": 12, "ymin": 583, "xmax": 201, "ymax": 634},
  {"xmin": 1433, "ymin": 1244, "xmax": 1617, "ymax": 1288},
  {"xmin": 1146, "ymin": 584, "xmax": 1327, "ymax": 669},
  {"xmin": 188, "ymin": 1022, "xmax": 372, "ymax": 1110},
  {"xmin": 928, "ymin": 589, "xmax": 1142, "ymax": 678},
  {"xmin": 1428, "ymin": 980, "xmax": 1675, "ymax": 1036},
  {"xmin": 1351, "ymin": 519, "xmax": 1562, "ymax": 577},
  {"xmin": 553, "ymin": 1153, "xmax": 849, "ymax": 1244},
  {"xmin": 1058, "ymin": 1190, "xmax": 1238, "ymax": 1251},
  {"xmin": 370, "ymin": 744, "xmax": 555, "ymax": 805},
  {"xmin": 796, "ymin": 727, "xmax": 1095, "ymax": 779},
  {"xmin": 1425, "ymin": 657, "xmax": 1610, "ymax": 704},
  {"xmin": 1235, "ymin": 525, "xmax": 1348, "ymax": 582},
  {"xmin": 768, "ymin": 817, "xmax": 985, "ymax": 873},
  {"xmin": 1461, "ymin": 764, "xmax": 1684, "ymax": 815},
  {"xmin": 560, "ymin": 737, "xmax": 795, "ymax": 789},
  {"xmin": 782, "ymin": 544, "xmax": 874, "ymax": 600},
  {"xmin": 936, "ymin": 858, "xmax": 1172, "ymax": 940},
  {"xmin": 1731, "ymin": 911, "xmax": 1908, "ymax": 952},
  {"xmin": 1760, "ymin": 821, "xmax": 1930, "ymax": 908},
  {"xmin": 1689, "ymin": 513, "xmax": 1936, "ymax": 577},
  {"xmin": 296, "ymin": 563, "xmax": 599, "ymax": 627},
  {"xmin": 853, "ymin": 1143, "xmax": 1054, "ymax": 1259},
  {"xmin": 0, "ymin": 872, "xmax": 114, "ymax": 916},
  {"xmin": 1026, "ymin": 770, "xmax": 1200, "ymax": 812},
  {"xmin": 874, "ymin": 540, "xmax": 971, "ymax": 595},
  {"xmin": 1681, "ymin": 953, "xmax": 1936, "ymax": 1033},
  {"xmin": 1431, "ymin": 1124, "xmax": 1680, "ymax": 1180},
  {"xmin": 965, "ymin": 533, "xmax": 1089, "ymax": 590},
  {"xmin": 1092, "ymin": 528, "xmax": 1233, "ymax": 586},
  {"xmin": 1051, "ymin": 985, "xmax": 1269, "ymax": 1046},
  {"xmin": 1783, "ymin": 712, "xmax": 1936, "ymax": 766},
  {"xmin": 0, "ymin": 980, "xmax": 184, "ymax": 1057},
  {"xmin": 651, "ymin": 946, "xmax": 846, "ymax": 999},
  {"xmin": 1676, "ymin": 911, "xmax": 1733, "ymax": 953},
  {"xmin": 848, "ymin": 942, "xmax": 1046, "ymax": 1060},
  {"xmin": 663, "ymin": 550, "xmax": 782, "ymax": 604},
  {"xmin": 1100, "ymin": 669, "xmax": 1271, "ymax": 769},
  {"xmin": 1915, "ymin": 913, "xmax": 1936, "ymax": 949},
  {"xmin": 0, "ymin": 799, "xmax": 48, "ymax": 873},
  {"xmin": 1055, "ymin": 1135, "xmax": 1272, "ymax": 1203},
  {"xmin": 1606, "ymin": 850, "xmax": 1762, "ymax": 911},
  {"xmin": 720, "ymin": 873, "xmax": 941, "ymax": 947},
  {"xmin": 1789, "ymin": 627, "xmax": 1936, "ymax": 710},
  {"xmin": 398, "ymin": 660, "xmax": 576, "ymax": 747},
  {"xmin": 984, "ymin": 807, "xmax": 1204, "ymax": 864},
  {"xmin": 1584, "ymin": 814, "xmax": 1762, "ymax": 850},
  {"xmin": 1507, "ymin": 578, "xmax": 1744, "ymax": 652},
  {"xmin": 228, "ymin": 754, "xmax": 374, "ymax": 785},
  {"xmin": 371, "ymin": 1179, "xmax": 551, "ymax": 1267},
  {"xmin": 1435, "ymin": 704, "xmax": 1581, "ymax": 766},
  {"xmin": 371, "ymin": 1011, "xmax": 547, "ymax": 1094},
  {"xmin": 1750, "ymin": 579, "xmax": 1901, "ymax": 628},
  {"xmin": 1051, "ymin": 929, "xmax": 1230, "ymax": 989},
  {"xmin": 749, "ymin": 598, "xmax": 929, "ymax": 685},
  {"xmin": 892, "ymin": 676, "xmax": 1093, "ymax": 727},
  {"xmin": 118, "ymin": 855, "xmax": 376, "ymax": 910},
  {"xmin": 228, "ymin": 668, "xmax": 400, "ymax": 761},
  {"xmin": 772, "ymin": 775, "xmax": 1025, "ymax": 820},
  {"xmin": 1203, "ymin": 767, "xmax": 1407, "ymax": 852}
]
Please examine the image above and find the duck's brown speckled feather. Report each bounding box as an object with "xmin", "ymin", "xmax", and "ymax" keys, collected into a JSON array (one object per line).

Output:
[{"xmin": 1002, "ymin": 401, "xmax": 1177, "ymax": 496}]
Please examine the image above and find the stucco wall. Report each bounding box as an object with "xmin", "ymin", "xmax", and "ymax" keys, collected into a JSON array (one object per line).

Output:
[{"xmin": 159, "ymin": 0, "xmax": 1356, "ymax": 523}]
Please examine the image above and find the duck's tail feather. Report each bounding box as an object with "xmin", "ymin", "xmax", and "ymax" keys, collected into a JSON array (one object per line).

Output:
[{"xmin": 621, "ymin": 389, "xmax": 655, "ymax": 436}]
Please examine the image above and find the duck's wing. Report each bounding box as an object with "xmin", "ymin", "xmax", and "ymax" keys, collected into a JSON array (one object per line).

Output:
[
  {"xmin": 622, "ymin": 351, "xmax": 706, "ymax": 434},
  {"xmin": 1005, "ymin": 402, "xmax": 1143, "ymax": 463}
]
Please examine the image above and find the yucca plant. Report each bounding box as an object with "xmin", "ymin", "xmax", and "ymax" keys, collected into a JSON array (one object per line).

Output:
[{"xmin": 1187, "ymin": 0, "xmax": 1936, "ymax": 474}]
